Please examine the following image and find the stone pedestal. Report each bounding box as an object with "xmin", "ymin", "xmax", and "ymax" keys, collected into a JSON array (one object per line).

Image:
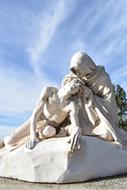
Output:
[{"xmin": 0, "ymin": 136, "xmax": 127, "ymax": 183}]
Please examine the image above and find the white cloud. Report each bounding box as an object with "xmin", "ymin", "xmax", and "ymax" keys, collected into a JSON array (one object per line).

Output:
[
  {"xmin": 97, "ymin": 2, "xmax": 127, "ymax": 56},
  {"xmin": 27, "ymin": 1, "xmax": 65, "ymax": 74},
  {"xmin": 73, "ymin": 0, "xmax": 127, "ymax": 66},
  {"xmin": 66, "ymin": 0, "xmax": 127, "ymax": 96},
  {"xmin": 0, "ymin": 0, "xmax": 127, "ymax": 117},
  {"xmin": 0, "ymin": 66, "xmax": 55, "ymax": 114},
  {"xmin": 0, "ymin": 1, "xmax": 63, "ymax": 114},
  {"xmin": 0, "ymin": 0, "xmax": 73, "ymax": 118}
]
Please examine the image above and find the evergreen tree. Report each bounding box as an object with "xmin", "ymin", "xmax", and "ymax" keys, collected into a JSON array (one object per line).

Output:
[{"xmin": 114, "ymin": 85, "xmax": 127, "ymax": 130}]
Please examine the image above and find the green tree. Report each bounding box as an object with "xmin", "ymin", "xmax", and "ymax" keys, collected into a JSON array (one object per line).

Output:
[{"xmin": 114, "ymin": 85, "xmax": 127, "ymax": 130}]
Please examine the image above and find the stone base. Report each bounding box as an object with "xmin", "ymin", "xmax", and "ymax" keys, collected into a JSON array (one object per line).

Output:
[{"xmin": 0, "ymin": 136, "xmax": 127, "ymax": 183}]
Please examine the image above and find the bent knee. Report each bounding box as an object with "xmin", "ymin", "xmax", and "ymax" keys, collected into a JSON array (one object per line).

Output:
[
  {"xmin": 100, "ymin": 131, "xmax": 114, "ymax": 141},
  {"xmin": 93, "ymin": 127, "xmax": 114, "ymax": 141},
  {"xmin": 42, "ymin": 125, "xmax": 56, "ymax": 138}
]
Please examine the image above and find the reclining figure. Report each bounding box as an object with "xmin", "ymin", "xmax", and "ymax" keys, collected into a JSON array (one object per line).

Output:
[{"xmin": 4, "ymin": 77, "xmax": 83, "ymax": 152}]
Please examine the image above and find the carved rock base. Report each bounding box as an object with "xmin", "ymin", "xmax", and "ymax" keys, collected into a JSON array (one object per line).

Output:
[{"xmin": 0, "ymin": 136, "xmax": 127, "ymax": 183}]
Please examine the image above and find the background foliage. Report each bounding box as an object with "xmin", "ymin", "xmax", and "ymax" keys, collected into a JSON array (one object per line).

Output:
[{"xmin": 114, "ymin": 85, "xmax": 127, "ymax": 130}]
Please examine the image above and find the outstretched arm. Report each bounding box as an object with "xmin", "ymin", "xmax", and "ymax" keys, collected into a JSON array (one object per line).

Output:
[
  {"xmin": 26, "ymin": 88, "xmax": 47, "ymax": 149},
  {"xmin": 68, "ymin": 101, "xmax": 81, "ymax": 152}
]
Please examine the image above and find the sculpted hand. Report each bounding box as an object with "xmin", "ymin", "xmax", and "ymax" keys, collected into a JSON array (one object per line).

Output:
[
  {"xmin": 68, "ymin": 127, "xmax": 81, "ymax": 152},
  {"xmin": 25, "ymin": 134, "xmax": 38, "ymax": 150}
]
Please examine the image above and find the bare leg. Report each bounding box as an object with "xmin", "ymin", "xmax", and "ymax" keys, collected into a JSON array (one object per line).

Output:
[
  {"xmin": 4, "ymin": 118, "xmax": 31, "ymax": 146},
  {"xmin": 38, "ymin": 125, "xmax": 56, "ymax": 139},
  {"xmin": 92, "ymin": 125, "xmax": 114, "ymax": 141}
]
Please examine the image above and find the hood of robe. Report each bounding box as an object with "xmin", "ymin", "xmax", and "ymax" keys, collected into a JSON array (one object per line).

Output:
[{"xmin": 70, "ymin": 52, "xmax": 97, "ymax": 80}]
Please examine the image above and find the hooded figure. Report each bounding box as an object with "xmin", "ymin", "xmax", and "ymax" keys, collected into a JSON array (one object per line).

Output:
[{"xmin": 68, "ymin": 51, "xmax": 127, "ymax": 147}]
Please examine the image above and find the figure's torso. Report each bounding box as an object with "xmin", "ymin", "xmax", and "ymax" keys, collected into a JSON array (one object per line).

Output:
[{"xmin": 43, "ymin": 99, "xmax": 71, "ymax": 124}]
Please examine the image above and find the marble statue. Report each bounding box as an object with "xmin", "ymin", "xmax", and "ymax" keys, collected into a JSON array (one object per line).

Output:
[
  {"xmin": 67, "ymin": 52, "xmax": 127, "ymax": 147},
  {"xmin": 1, "ymin": 52, "xmax": 127, "ymax": 183},
  {"xmin": 3, "ymin": 78, "xmax": 83, "ymax": 151}
]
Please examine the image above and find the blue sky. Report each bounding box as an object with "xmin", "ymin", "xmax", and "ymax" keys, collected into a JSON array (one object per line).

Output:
[{"xmin": 0, "ymin": 0, "xmax": 127, "ymax": 138}]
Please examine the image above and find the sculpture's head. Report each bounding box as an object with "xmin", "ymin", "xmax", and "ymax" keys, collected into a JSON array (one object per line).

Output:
[
  {"xmin": 41, "ymin": 87, "xmax": 58, "ymax": 102},
  {"xmin": 70, "ymin": 52, "xmax": 97, "ymax": 80}
]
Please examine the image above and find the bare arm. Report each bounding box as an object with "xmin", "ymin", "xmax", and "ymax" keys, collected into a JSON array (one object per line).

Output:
[
  {"xmin": 30, "ymin": 99, "xmax": 45, "ymax": 139},
  {"xmin": 69, "ymin": 101, "xmax": 80, "ymax": 127},
  {"xmin": 26, "ymin": 88, "xmax": 48, "ymax": 149},
  {"xmin": 68, "ymin": 101, "xmax": 81, "ymax": 152}
]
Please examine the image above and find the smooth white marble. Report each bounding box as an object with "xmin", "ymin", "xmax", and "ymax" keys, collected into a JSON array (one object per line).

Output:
[{"xmin": 0, "ymin": 136, "xmax": 127, "ymax": 183}]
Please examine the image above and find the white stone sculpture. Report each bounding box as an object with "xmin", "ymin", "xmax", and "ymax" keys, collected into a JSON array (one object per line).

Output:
[
  {"xmin": 3, "ymin": 79, "xmax": 83, "ymax": 151},
  {"xmin": 0, "ymin": 51, "xmax": 127, "ymax": 183},
  {"xmin": 68, "ymin": 52, "xmax": 127, "ymax": 147}
]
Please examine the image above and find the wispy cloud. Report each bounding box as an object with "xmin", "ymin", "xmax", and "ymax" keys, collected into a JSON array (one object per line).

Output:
[
  {"xmin": 0, "ymin": 0, "xmax": 127, "ymax": 129},
  {"xmin": 86, "ymin": 0, "xmax": 127, "ymax": 63},
  {"xmin": 27, "ymin": 1, "xmax": 65, "ymax": 74},
  {"xmin": 0, "ymin": 1, "xmax": 59, "ymax": 115},
  {"xmin": 65, "ymin": 0, "xmax": 127, "ymax": 94},
  {"xmin": 69, "ymin": 0, "xmax": 127, "ymax": 66},
  {"xmin": 0, "ymin": 65, "xmax": 53, "ymax": 114}
]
